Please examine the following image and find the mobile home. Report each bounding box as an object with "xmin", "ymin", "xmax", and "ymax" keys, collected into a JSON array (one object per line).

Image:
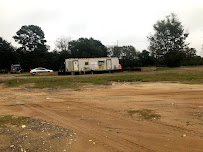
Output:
[{"xmin": 64, "ymin": 57, "xmax": 120, "ymax": 74}]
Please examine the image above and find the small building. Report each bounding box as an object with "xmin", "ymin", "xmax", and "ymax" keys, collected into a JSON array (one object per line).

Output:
[{"xmin": 64, "ymin": 57, "xmax": 120, "ymax": 75}]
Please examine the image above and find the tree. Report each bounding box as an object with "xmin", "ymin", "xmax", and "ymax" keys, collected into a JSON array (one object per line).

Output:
[
  {"xmin": 184, "ymin": 47, "xmax": 196, "ymax": 59},
  {"xmin": 13, "ymin": 25, "xmax": 50, "ymax": 71},
  {"xmin": 138, "ymin": 50, "xmax": 155, "ymax": 66},
  {"xmin": 55, "ymin": 36, "xmax": 71, "ymax": 52},
  {"xmin": 13, "ymin": 25, "xmax": 47, "ymax": 52},
  {"xmin": 0, "ymin": 37, "xmax": 17, "ymax": 70},
  {"xmin": 54, "ymin": 36, "xmax": 72, "ymax": 70},
  {"xmin": 69, "ymin": 37, "xmax": 107, "ymax": 58},
  {"xmin": 108, "ymin": 45, "xmax": 140, "ymax": 68},
  {"xmin": 181, "ymin": 47, "xmax": 199, "ymax": 65},
  {"xmin": 148, "ymin": 13, "xmax": 189, "ymax": 67}
]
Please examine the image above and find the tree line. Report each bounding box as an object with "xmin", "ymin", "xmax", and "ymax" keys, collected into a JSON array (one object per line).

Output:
[{"xmin": 0, "ymin": 13, "xmax": 203, "ymax": 72}]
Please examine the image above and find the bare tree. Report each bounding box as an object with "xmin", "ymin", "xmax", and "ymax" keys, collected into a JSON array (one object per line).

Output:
[{"xmin": 55, "ymin": 36, "xmax": 71, "ymax": 52}]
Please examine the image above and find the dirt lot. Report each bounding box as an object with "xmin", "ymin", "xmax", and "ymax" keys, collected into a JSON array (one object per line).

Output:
[{"xmin": 0, "ymin": 74, "xmax": 203, "ymax": 151}]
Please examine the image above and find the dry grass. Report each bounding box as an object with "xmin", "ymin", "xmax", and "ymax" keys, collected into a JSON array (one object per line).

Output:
[
  {"xmin": 127, "ymin": 109, "xmax": 161, "ymax": 120},
  {"xmin": 0, "ymin": 115, "xmax": 29, "ymax": 126}
]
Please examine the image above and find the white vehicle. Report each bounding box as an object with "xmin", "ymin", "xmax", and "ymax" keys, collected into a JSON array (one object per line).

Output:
[{"xmin": 30, "ymin": 67, "xmax": 53, "ymax": 74}]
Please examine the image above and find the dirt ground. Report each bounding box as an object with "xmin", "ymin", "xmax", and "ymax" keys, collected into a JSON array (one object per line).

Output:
[
  {"xmin": 0, "ymin": 116, "xmax": 77, "ymax": 152},
  {"xmin": 0, "ymin": 74, "xmax": 203, "ymax": 151}
]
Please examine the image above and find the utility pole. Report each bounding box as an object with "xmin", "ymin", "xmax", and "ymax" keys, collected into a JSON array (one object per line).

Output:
[{"xmin": 117, "ymin": 40, "xmax": 118, "ymax": 47}]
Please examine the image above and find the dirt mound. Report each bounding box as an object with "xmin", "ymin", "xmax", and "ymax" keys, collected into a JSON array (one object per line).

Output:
[{"xmin": 0, "ymin": 116, "xmax": 77, "ymax": 152}]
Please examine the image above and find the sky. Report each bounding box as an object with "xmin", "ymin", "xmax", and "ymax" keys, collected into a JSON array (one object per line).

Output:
[{"xmin": 1, "ymin": 0, "xmax": 203, "ymax": 56}]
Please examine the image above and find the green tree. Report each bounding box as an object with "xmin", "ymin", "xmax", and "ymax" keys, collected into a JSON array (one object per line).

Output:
[
  {"xmin": 44, "ymin": 51, "xmax": 60, "ymax": 71},
  {"xmin": 181, "ymin": 47, "xmax": 201, "ymax": 65},
  {"xmin": 69, "ymin": 37, "xmax": 107, "ymax": 58},
  {"xmin": 138, "ymin": 50, "xmax": 155, "ymax": 66},
  {"xmin": 184, "ymin": 47, "xmax": 196, "ymax": 59},
  {"xmin": 13, "ymin": 25, "xmax": 47, "ymax": 52},
  {"xmin": 148, "ymin": 13, "xmax": 190, "ymax": 67},
  {"xmin": 109, "ymin": 45, "xmax": 140, "ymax": 68},
  {"xmin": 13, "ymin": 25, "xmax": 50, "ymax": 71},
  {"xmin": 0, "ymin": 37, "xmax": 17, "ymax": 70}
]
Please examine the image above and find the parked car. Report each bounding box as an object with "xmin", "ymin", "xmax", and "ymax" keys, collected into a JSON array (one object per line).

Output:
[{"xmin": 30, "ymin": 67, "xmax": 53, "ymax": 74}]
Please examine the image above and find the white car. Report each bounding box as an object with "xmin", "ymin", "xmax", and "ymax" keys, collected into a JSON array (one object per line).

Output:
[{"xmin": 30, "ymin": 67, "xmax": 53, "ymax": 74}]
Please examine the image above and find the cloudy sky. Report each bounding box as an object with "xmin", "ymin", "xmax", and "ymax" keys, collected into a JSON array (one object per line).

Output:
[{"xmin": 1, "ymin": 0, "xmax": 203, "ymax": 55}]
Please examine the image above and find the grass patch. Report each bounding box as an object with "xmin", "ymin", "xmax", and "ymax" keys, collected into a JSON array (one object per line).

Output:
[
  {"xmin": 4, "ymin": 71, "xmax": 203, "ymax": 89},
  {"xmin": 155, "ymin": 67, "xmax": 179, "ymax": 71},
  {"xmin": 127, "ymin": 109, "xmax": 161, "ymax": 120},
  {"xmin": 5, "ymin": 78, "xmax": 84, "ymax": 89},
  {"xmin": 0, "ymin": 115, "xmax": 29, "ymax": 126},
  {"xmin": 22, "ymin": 72, "xmax": 58, "ymax": 76}
]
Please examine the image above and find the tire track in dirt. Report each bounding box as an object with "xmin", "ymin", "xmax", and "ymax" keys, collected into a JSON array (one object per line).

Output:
[
  {"xmin": 149, "ymin": 121, "xmax": 203, "ymax": 138},
  {"xmin": 3, "ymin": 99, "xmax": 202, "ymax": 146},
  {"xmin": 23, "ymin": 103, "xmax": 154, "ymax": 152},
  {"xmin": 49, "ymin": 100, "xmax": 203, "ymax": 139},
  {"xmin": 1, "ymin": 102, "xmax": 203, "ymax": 151},
  {"xmin": 23, "ymin": 100, "xmax": 203, "ymax": 152}
]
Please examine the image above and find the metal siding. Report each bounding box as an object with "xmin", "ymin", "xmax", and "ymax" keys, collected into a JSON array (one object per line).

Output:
[
  {"xmin": 65, "ymin": 57, "xmax": 119, "ymax": 72},
  {"xmin": 106, "ymin": 59, "xmax": 112, "ymax": 69},
  {"xmin": 111, "ymin": 58, "xmax": 119, "ymax": 70},
  {"xmin": 78, "ymin": 59, "xmax": 89, "ymax": 71},
  {"xmin": 68, "ymin": 61, "xmax": 72, "ymax": 71}
]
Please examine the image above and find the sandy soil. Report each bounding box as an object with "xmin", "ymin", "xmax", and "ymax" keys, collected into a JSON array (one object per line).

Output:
[{"xmin": 0, "ymin": 78, "xmax": 203, "ymax": 151}]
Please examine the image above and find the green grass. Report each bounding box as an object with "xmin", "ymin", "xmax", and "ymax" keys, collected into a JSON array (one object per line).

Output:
[
  {"xmin": 127, "ymin": 109, "xmax": 161, "ymax": 120},
  {"xmin": 5, "ymin": 78, "xmax": 84, "ymax": 89},
  {"xmin": 0, "ymin": 115, "xmax": 29, "ymax": 126},
  {"xmin": 3, "ymin": 71, "xmax": 203, "ymax": 89},
  {"xmin": 155, "ymin": 67, "xmax": 179, "ymax": 71}
]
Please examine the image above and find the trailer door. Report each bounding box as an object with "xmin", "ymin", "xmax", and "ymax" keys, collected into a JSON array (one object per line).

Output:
[
  {"xmin": 106, "ymin": 59, "xmax": 112, "ymax": 70},
  {"xmin": 73, "ymin": 60, "xmax": 79, "ymax": 71}
]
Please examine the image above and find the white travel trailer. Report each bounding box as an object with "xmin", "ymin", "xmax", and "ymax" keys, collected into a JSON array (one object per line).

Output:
[{"xmin": 64, "ymin": 57, "xmax": 120, "ymax": 74}]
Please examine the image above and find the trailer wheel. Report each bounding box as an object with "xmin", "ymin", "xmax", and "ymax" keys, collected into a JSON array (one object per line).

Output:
[
  {"xmin": 91, "ymin": 71, "xmax": 94, "ymax": 74},
  {"xmin": 71, "ymin": 72, "xmax": 75, "ymax": 75}
]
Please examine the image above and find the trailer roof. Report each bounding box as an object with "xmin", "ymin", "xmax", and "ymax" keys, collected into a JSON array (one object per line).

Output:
[{"xmin": 65, "ymin": 57, "xmax": 118, "ymax": 60}]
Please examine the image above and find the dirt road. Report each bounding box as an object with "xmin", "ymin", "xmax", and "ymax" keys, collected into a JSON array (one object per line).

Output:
[{"xmin": 0, "ymin": 81, "xmax": 203, "ymax": 152}]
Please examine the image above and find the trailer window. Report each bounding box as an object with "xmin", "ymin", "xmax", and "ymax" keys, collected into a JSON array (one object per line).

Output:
[
  {"xmin": 85, "ymin": 62, "xmax": 89, "ymax": 65},
  {"xmin": 98, "ymin": 61, "xmax": 105, "ymax": 66}
]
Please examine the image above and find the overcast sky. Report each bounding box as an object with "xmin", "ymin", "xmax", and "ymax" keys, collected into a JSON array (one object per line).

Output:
[{"xmin": 1, "ymin": 0, "xmax": 203, "ymax": 55}]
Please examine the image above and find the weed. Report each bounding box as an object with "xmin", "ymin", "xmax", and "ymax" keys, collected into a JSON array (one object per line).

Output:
[
  {"xmin": 0, "ymin": 115, "xmax": 29, "ymax": 126},
  {"xmin": 127, "ymin": 109, "xmax": 161, "ymax": 120},
  {"xmin": 186, "ymin": 121, "xmax": 190, "ymax": 126}
]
